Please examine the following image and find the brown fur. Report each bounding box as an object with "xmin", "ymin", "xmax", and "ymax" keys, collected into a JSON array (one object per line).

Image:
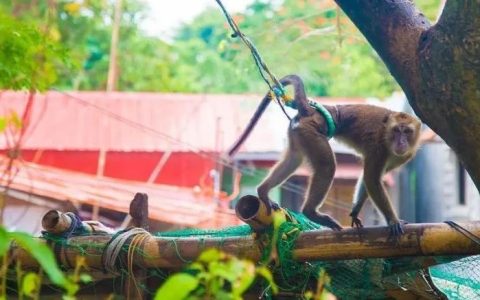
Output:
[{"xmin": 230, "ymin": 75, "xmax": 421, "ymax": 235}]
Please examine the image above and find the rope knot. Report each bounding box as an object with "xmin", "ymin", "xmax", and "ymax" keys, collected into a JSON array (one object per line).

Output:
[
  {"xmin": 273, "ymin": 85, "xmax": 293, "ymax": 105},
  {"xmin": 272, "ymin": 86, "xmax": 285, "ymax": 98},
  {"xmin": 101, "ymin": 227, "xmax": 152, "ymax": 275}
]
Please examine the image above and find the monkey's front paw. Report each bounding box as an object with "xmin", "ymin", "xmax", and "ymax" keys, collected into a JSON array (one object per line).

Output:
[
  {"xmin": 388, "ymin": 220, "xmax": 408, "ymax": 237},
  {"xmin": 350, "ymin": 216, "xmax": 364, "ymax": 229}
]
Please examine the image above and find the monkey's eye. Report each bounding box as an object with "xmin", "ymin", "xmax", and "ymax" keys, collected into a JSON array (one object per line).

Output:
[
  {"xmin": 404, "ymin": 128, "xmax": 413, "ymax": 134},
  {"xmin": 393, "ymin": 127, "xmax": 400, "ymax": 133}
]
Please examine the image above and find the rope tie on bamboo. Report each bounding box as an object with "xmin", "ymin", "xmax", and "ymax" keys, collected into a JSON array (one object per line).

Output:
[
  {"xmin": 445, "ymin": 221, "xmax": 480, "ymax": 245},
  {"xmin": 41, "ymin": 212, "xmax": 86, "ymax": 238},
  {"xmin": 102, "ymin": 227, "xmax": 151, "ymax": 274},
  {"xmin": 42, "ymin": 212, "xmax": 87, "ymax": 270}
]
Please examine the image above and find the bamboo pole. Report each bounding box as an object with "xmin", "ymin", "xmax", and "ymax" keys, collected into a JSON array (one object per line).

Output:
[
  {"xmin": 42, "ymin": 210, "xmax": 115, "ymax": 235},
  {"xmin": 10, "ymin": 221, "xmax": 480, "ymax": 271},
  {"xmin": 235, "ymin": 195, "xmax": 276, "ymax": 231},
  {"xmin": 10, "ymin": 194, "xmax": 480, "ymax": 271},
  {"xmin": 293, "ymin": 222, "xmax": 480, "ymax": 260}
]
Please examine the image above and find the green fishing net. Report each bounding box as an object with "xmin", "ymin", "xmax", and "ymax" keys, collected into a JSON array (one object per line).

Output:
[{"xmin": 155, "ymin": 210, "xmax": 480, "ymax": 299}]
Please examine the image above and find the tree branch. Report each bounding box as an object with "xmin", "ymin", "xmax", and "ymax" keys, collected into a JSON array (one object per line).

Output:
[
  {"xmin": 437, "ymin": 0, "xmax": 480, "ymax": 28},
  {"xmin": 334, "ymin": 0, "xmax": 430, "ymax": 101},
  {"xmin": 416, "ymin": 0, "xmax": 480, "ymax": 188}
]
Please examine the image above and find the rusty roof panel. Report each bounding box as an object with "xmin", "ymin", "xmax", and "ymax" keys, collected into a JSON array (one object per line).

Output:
[
  {"xmin": 0, "ymin": 91, "xmax": 366, "ymax": 152},
  {"xmin": 0, "ymin": 157, "xmax": 241, "ymax": 228}
]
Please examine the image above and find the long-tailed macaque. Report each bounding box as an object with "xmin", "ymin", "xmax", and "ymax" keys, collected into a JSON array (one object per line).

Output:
[{"xmin": 228, "ymin": 74, "xmax": 421, "ymax": 236}]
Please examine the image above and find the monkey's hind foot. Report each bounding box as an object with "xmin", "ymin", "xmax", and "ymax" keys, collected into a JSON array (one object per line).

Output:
[
  {"xmin": 270, "ymin": 201, "xmax": 281, "ymax": 211},
  {"xmin": 388, "ymin": 220, "xmax": 408, "ymax": 238},
  {"xmin": 305, "ymin": 212, "xmax": 343, "ymax": 231}
]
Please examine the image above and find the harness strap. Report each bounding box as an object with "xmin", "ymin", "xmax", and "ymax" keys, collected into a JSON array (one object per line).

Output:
[
  {"xmin": 309, "ymin": 101, "xmax": 336, "ymax": 139},
  {"xmin": 282, "ymin": 97, "xmax": 336, "ymax": 139}
]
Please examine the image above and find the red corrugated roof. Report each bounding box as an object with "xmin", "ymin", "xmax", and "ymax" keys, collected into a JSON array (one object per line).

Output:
[
  {"xmin": 0, "ymin": 157, "xmax": 241, "ymax": 228},
  {"xmin": 0, "ymin": 91, "xmax": 366, "ymax": 152}
]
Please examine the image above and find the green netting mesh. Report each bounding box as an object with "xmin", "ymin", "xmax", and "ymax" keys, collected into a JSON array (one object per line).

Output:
[
  {"xmin": 33, "ymin": 211, "xmax": 478, "ymax": 298},
  {"xmin": 156, "ymin": 224, "xmax": 253, "ymax": 238},
  {"xmin": 430, "ymin": 255, "xmax": 480, "ymax": 300},
  {"xmin": 155, "ymin": 211, "xmax": 480, "ymax": 299}
]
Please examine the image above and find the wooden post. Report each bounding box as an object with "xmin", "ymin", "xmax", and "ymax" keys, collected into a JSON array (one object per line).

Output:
[
  {"xmin": 106, "ymin": 0, "xmax": 122, "ymax": 92},
  {"xmin": 129, "ymin": 193, "xmax": 149, "ymax": 230},
  {"xmin": 125, "ymin": 193, "xmax": 149, "ymax": 300}
]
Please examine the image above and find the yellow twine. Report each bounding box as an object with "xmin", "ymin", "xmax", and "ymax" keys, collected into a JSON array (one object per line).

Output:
[
  {"xmin": 127, "ymin": 232, "xmax": 151, "ymax": 299},
  {"xmin": 269, "ymin": 91, "xmax": 293, "ymax": 105}
]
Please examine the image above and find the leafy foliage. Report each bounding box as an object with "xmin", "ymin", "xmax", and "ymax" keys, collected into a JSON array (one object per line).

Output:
[
  {"xmin": 154, "ymin": 248, "xmax": 277, "ymax": 300},
  {"xmin": 0, "ymin": 226, "xmax": 78, "ymax": 298},
  {"xmin": 0, "ymin": 0, "xmax": 442, "ymax": 97},
  {"xmin": 21, "ymin": 272, "xmax": 42, "ymax": 298},
  {"xmin": 0, "ymin": 13, "xmax": 68, "ymax": 91},
  {"xmin": 415, "ymin": 0, "xmax": 444, "ymax": 21}
]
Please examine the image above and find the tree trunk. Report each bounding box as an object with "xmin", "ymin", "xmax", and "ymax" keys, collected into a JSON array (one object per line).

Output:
[{"xmin": 334, "ymin": 0, "xmax": 480, "ymax": 190}]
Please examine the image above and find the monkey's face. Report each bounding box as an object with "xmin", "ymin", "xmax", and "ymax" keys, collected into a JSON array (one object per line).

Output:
[{"xmin": 387, "ymin": 114, "xmax": 421, "ymax": 157}]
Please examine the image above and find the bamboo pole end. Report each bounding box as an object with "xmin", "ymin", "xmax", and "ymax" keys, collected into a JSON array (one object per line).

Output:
[
  {"xmin": 235, "ymin": 195, "xmax": 273, "ymax": 231},
  {"xmin": 42, "ymin": 210, "xmax": 69, "ymax": 234}
]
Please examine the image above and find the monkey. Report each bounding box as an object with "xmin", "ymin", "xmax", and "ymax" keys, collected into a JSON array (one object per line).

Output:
[{"xmin": 228, "ymin": 74, "xmax": 421, "ymax": 236}]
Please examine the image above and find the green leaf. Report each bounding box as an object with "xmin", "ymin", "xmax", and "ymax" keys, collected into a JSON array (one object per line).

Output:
[
  {"xmin": 22, "ymin": 272, "xmax": 41, "ymax": 297},
  {"xmin": 197, "ymin": 248, "xmax": 223, "ymax": 263},
  {"xmin": 304, "ymin": 291, "xmax": 314, "ymax": 300},
  {"xmin": 209, "ymin": 261, "xmax": 235, "ymax": 282},
  {"xmin": 9, "ymin": 231, "xmax": 77, "ymax": 294},
  {"xmin": 154, "ymin": 273, "xmax": 199, "ymax": 300},
  {"xmin": 189, "ymin": 262, "xmax": 205, "ymax": 273},
  {"xmin": 231, "ymin": 261, "xmax": 255, "ymax": 297},
  {"xmin": 209, "ymin": 277, "xmax": 223, "ymax": 296},
  {"xmin": 9, "ymin": 111, "xmax": 22, "ymax": 130},
  {"xmin": 0, "ymin": 227, "xmax": 9, "ymax": 256},
  {"xmin": 79, "ymin": 273, "xmax": 93, "ymax": 283},
  {"xmin": 256, "ymin": 266, "xmax": 278, "ymax": 294},
  {"xmin": 0, "ymin": 117, "xmax": 6, "ymax": 133}
]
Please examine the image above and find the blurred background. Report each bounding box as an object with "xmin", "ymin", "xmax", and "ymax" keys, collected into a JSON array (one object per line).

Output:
[{"xmin": 2, "ymin": 0, "xmax": 475, "ymax": 235}]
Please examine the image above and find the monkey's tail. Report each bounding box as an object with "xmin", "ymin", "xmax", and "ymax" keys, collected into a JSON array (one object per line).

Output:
[
  {"xmin": 227, "ymin": 74, "xmax": 310, "ymax": 157},
  {"xmin": 227, "ymin": 92, "xmax": 273, "ymax": 157},
  {"xmin": 278, "ymin": 74, "xmax": 311, "ymax": 117}
]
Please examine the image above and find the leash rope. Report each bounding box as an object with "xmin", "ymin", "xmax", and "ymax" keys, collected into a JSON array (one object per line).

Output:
[
  {"xmin": 214, "ymin": 0, "xmax": 335, "ymax": 136},
  {"xmin": 214, "ymin": 0, "xmax": 291, "ymax": 120}
]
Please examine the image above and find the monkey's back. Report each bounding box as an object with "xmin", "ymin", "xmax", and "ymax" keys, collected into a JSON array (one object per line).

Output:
[{"xmin": 332, "ymin": 104, "xmax": 394, "ymax": 156}]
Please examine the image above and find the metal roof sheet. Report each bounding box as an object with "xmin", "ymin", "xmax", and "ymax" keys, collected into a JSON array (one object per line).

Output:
[
  {"xmin": 0, "ymin": 91, "xmax": 366, "ymax": 152},
  {"xmin": 0, "ymin": 157, "xmax": 241, "ymax": 228}
]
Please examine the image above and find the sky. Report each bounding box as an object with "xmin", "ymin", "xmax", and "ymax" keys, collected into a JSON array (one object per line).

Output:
[{"xmin": 142, "ymin": 0, "xmax": 254, "ymax": 40}]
